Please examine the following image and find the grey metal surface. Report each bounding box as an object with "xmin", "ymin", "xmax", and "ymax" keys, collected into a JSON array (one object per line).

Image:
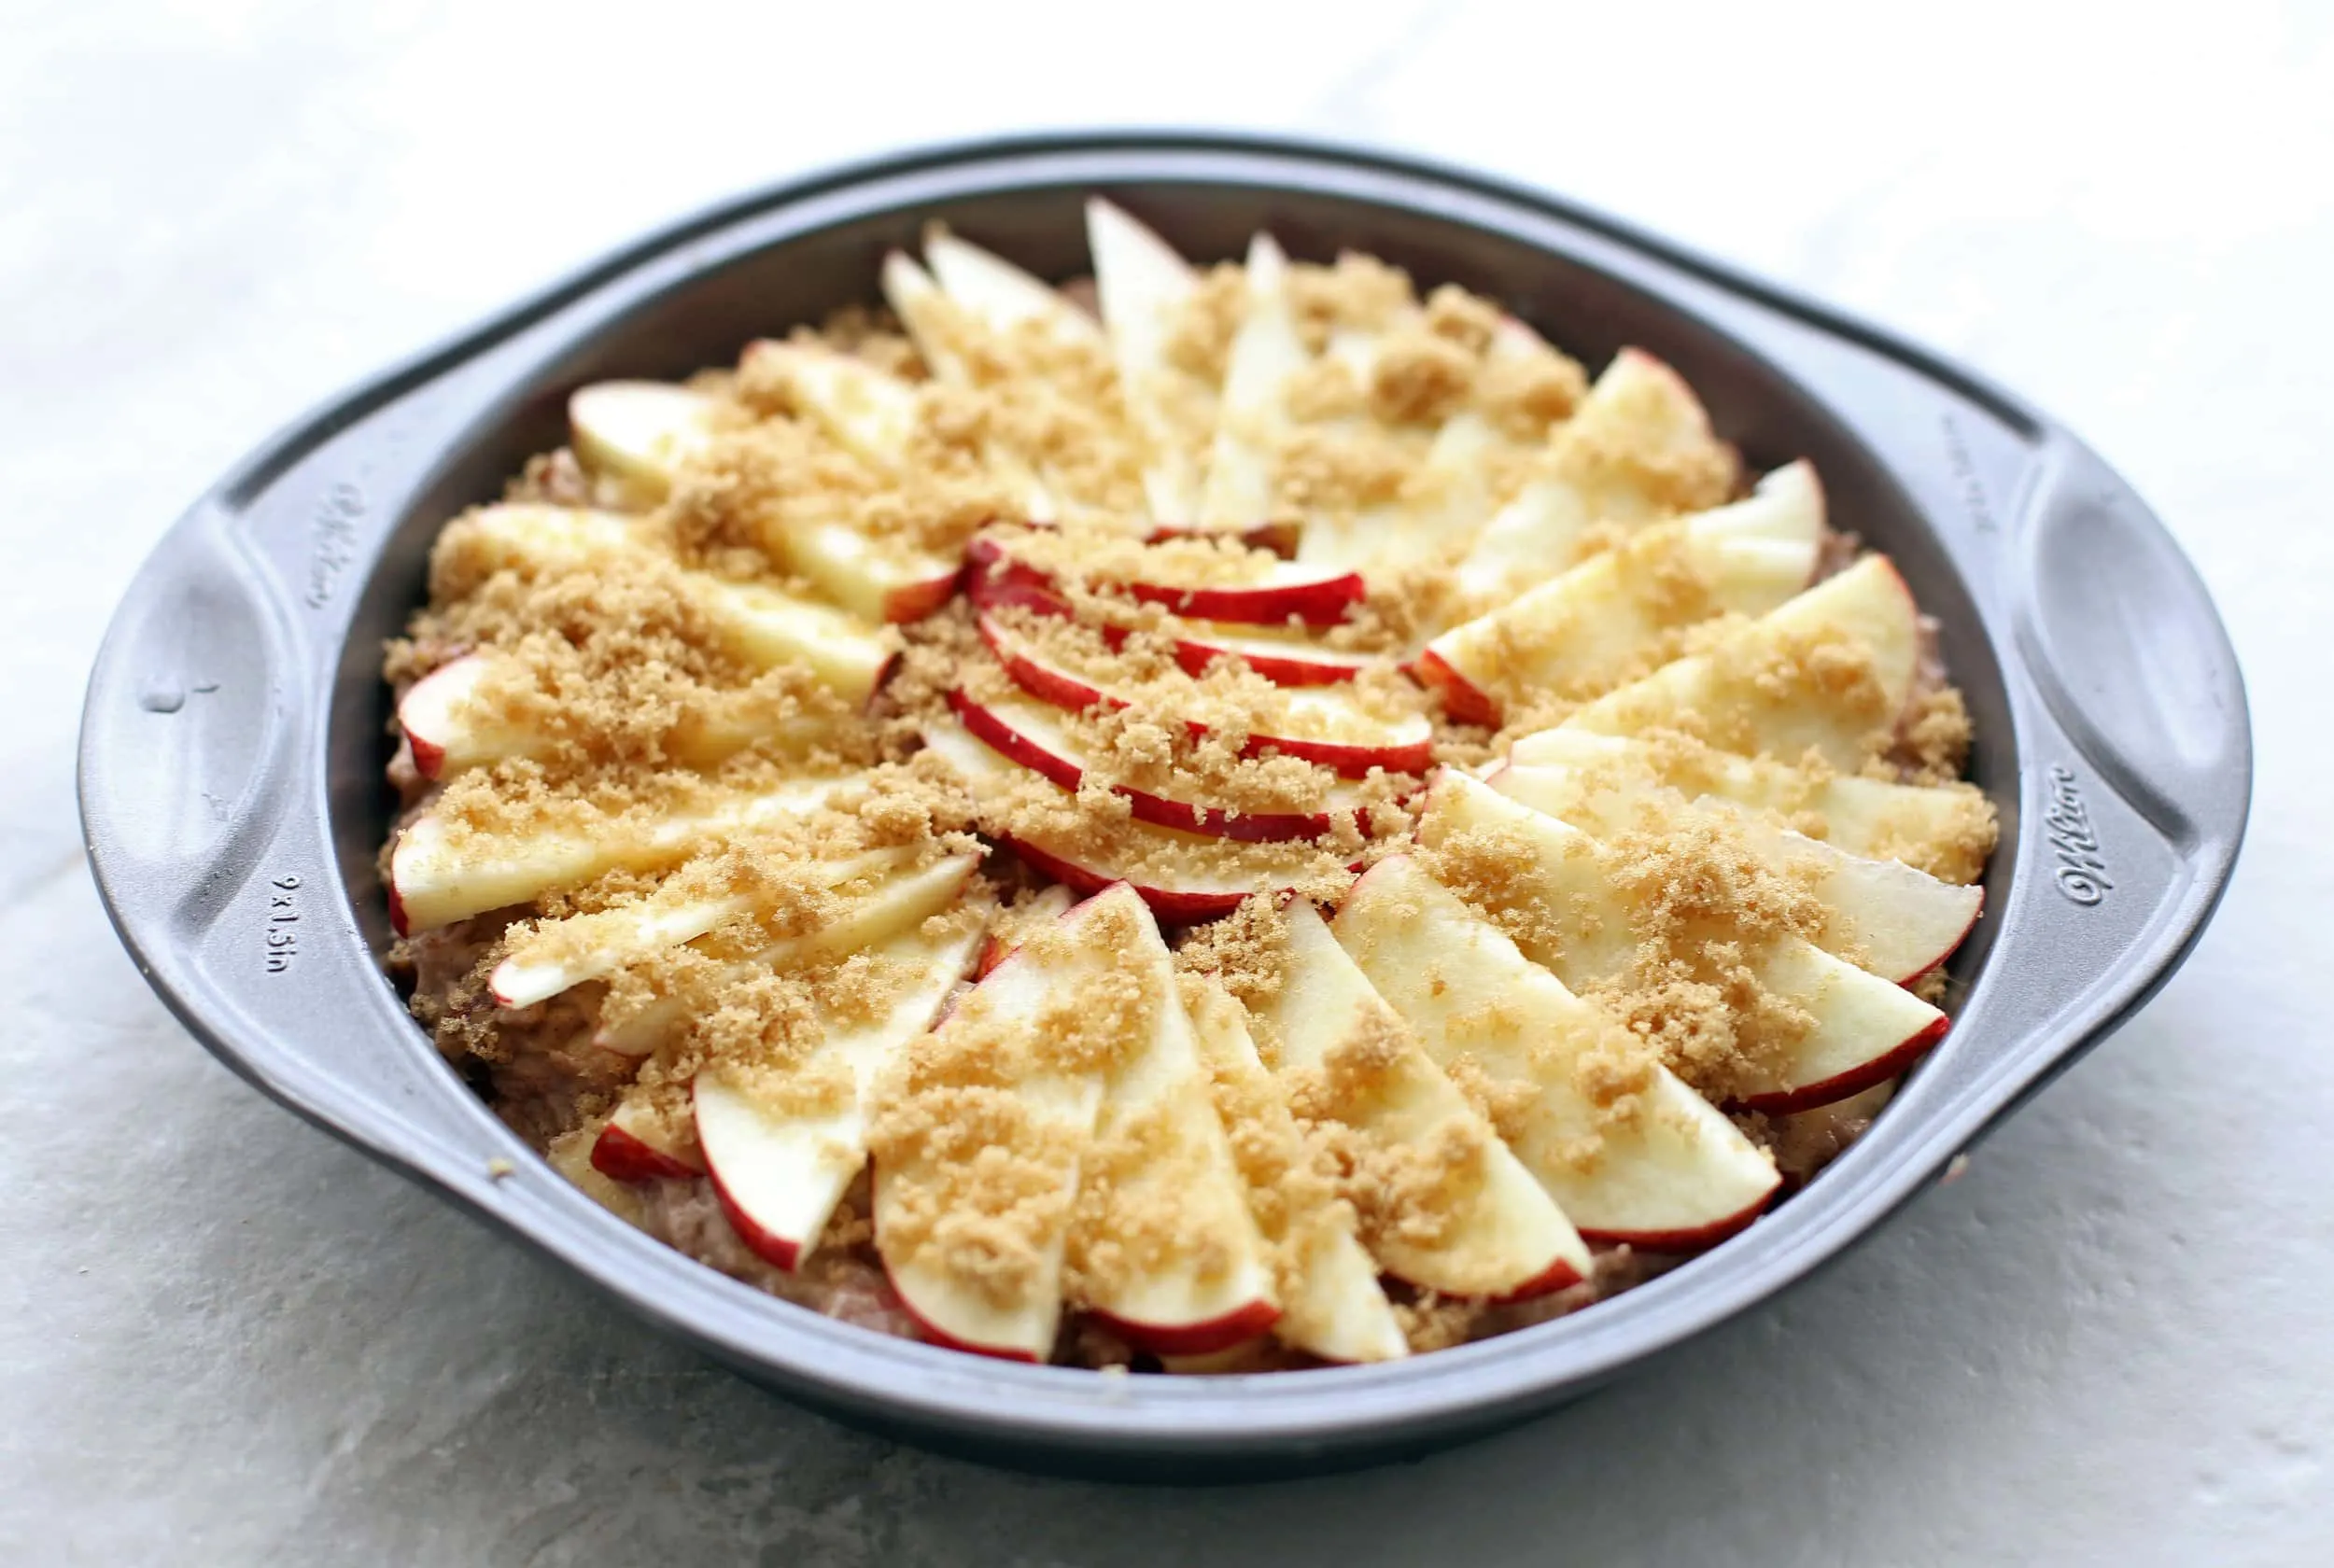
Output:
[{"xmin": 77, "ymin": 133, "xmax": 2249, "ymax": 1478}]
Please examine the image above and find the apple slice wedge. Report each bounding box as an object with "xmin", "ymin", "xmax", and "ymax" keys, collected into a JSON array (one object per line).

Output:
[
  {"xmin": 387, "ymin": 770, "xmax": 863, "ymax": 935},
  {"xmin": 874, "ymin": 250, "xmax": 1061, "ymax": 522},
  {"xmin": 1237, "ymin": 897, "xmax": 1590, "ymax": 1298},
  {"xmin": 486, "ymin": 847, "xmax": 920, "ymax": 1011},
  {"xmin": 1071, "ymin": 959, "xmax": 1280, "ymax": 1357},
  {"xmin": 591, "ymin": 852, "xmax": 984, "ymax": 1057},
  {"xmin": 568, "ymin": 373, "xmax": 963, "ymax": 623},
  {"xmin": 1557, "ymin": 554, "xmax": 1922, "ymax": 771},
  {"xmin": 1087, "ymin": 197, "xmax": 1206, "ymax": 523},
  {"xmin": 968, "ymin": 569, "xmax": 1376, "ymax": 687},
  {"xmin": 1182, "ymin": 974, "xmax": 1409, "ymax": 1363},
  {"xmin": 588, "ymin": 1088, "xmax": 705, "ymax": 1183},
  {"xmin": 398, "ymin": 652, "xmax": 846, "ymax": 781},
  {"xmin": 1334, "ymin": 857, "xmax": 1779, "ymax": 1248},
  {"xmin": 439, "ymin": 505, "xmax": 899, "ymax": 701},
  {"xmin": 1421, "ymin": 772, "xmax": 1950, "ymax": 1113},
  {"xmin": 1488, "ymin": 763, "xmax": 1982, "ymax": 983},
  {"xmin": 568, "ymin": 381, "xmax": 717, "ymax": 501},
  {"xmin": 918, "ymin": 718, "xmax": 1341, "ymax": 922},
  {"xmin": 975, "ymin": 609, "xmax": 1430, "ymax": 777},
  {"xmin": 696, "ymin": 911, "xmax": 988, "ymax": 1271},
  {"xmin": 1505, "ymin": 727, "xmax": 1995, "ymax": 886},
  {"xmin": 869, "ymin": 883, "xmax": 1154, "ymax": 1361},
  {"xmin": 1454, "ymin": 348, "xmax": 1735, "ymax": 602},
  {"xmin": 926, "ymin": 228, "xmax": 1107, "ymax": 348},
  {"xmin": 947, "ymin": 687, "xmax": 1372, "ymax": 842},
  {"xmin": 966, "ymin": 534, "xmax": 1363, "ymax": 629},
  {"xmin": 1196, "ymin": 231, "xmax": 1308, "ymax": 534},
  {"xmin": 1414, "ymin": 467, "xmax": 1826, "ymax": 724}
]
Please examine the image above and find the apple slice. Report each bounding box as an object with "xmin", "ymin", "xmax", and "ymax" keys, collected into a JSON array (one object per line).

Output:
[
  {"xmin": 1182, "ymin": 974, "xmax": 1408, "ymax": 1363},
  {"xmin": 1557, "ymin": 554, "xmax": 1922, "ymax": 771},
  {"xmin": 975, "ymin": 609, "xmax": 1430, "ymax": 777},
  {"xmin": 398, "ymin": 652, "xmax": 845, "ymax": 781},
  {"xmin": 588, "ymin": 1088, "xmax": 704, "ymax": 1183},
  {"xmin": 1488, "ymin": 763, "xmax": 1982, "ymax": 983},
  {"xmin": 569, "ymin": 373, "xmax": 963, "ymax": 623},
  {"xmin": 918, "ymin": 718, "xmax": 1338, "ymax": 921},
  {"xmin": 1454, "ymin": 348, "xmax": 1735, "ymax": 601},
  {"xmin": 968, "ymin": 568, "xmax": 1375, "ymax": 687},
  {"xmin": 1505, "ymin": 727, "xmax": 1994, "ymax": 885},
  {"xmin": 875, "ymin": 250, "xmax": 1060, "ymax": 523},
  {"xmin": 1334, "ymin": 858, "xmax": 1779, "ymax": 1248},
  {"xmin": 742, "ymin": 340, "xmax": 923, "ymax": 469},
  {"xmin": 568, "ymin": 381, "xmax": 716, "ymax": 501},
  {"xmin": 1087, "ymin": 197, "xmax": 1205, "ymax": 522},
  {"xmin": 1293, "ymin": 315, "xmax": 1567, "ymax": 575},
  {"xmin": 592, "ymin": 852, "xmax": 983, "ymax": 1057},
  {"xmin": 486, "ymin": 847, "xmax": 920, "ymax": 1010},
  {"xmin": 1415, "ymin": 467, "xmax": 1827, "ymax": 724},
  {"xmin": 696, "ymin": 911, "xmax": 988, "ymax": 1270},
  {"xmin": 869, "ymin": 883, "xmax": 1154, "ymax": 1361},
  {"xmin": 967, "ymin": 534, "xmax": 1363, "ymax": 630},
  {"xmin": 1421, "ymin": 772, "xmax": 1949, "ymax": 1112},
  {"xmin": 387, "ymin": 771, "xmax": 861, "ymax": 935},
  {"xmin": 947, "ymin": 687, "xmax": 1372, "ymax": 843},
  {"xmin": 1236, "ymin": 897, "xmax": 1590, "ymax": 1298},
  {"xmin": 440, "ymin": 505, "xmax": 899, "ymax": 701},
  {"xmin": 1071, "ymin": 962, "xmax": 1280, "ymax": 1357},
  {"xmin": 926, "ymin": 228, "xmax": 1106, "ymax": 348},
  {"xmin": 1197, "ymin": 231, "xmax": 1308, "ymax": 534}
]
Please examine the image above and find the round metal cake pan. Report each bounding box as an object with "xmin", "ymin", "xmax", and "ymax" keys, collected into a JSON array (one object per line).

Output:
[{"xmin": 78, "ymin": 132, "xmax": 2251, "ymax": 1480}]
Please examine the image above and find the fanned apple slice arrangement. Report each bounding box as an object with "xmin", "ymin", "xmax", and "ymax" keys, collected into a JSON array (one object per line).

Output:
[{"xmin": 384, "ymin": 199, "xmax": 1999, "ymax": 1370}]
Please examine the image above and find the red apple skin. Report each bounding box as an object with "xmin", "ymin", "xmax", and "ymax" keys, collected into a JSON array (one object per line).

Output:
[
  {"xmin": 1086, "ymin": 1297, "xmax": 1283, "ymax": 1358},
  {"xmin": 1483, "ymin": 1253, "xmax": 1586, "ymax": 1306},
  {"xmin": 881, "ymin": 1260, "xmax": 1047, "ymax": 1365},
  {"xmin": 703, "ymin": 1155, "xmax": 807, "ymax": 1272},
  {"xmin": 589, "ymin": 1122, "xmax": 702, "ymax": 1184},
  {"xmin": 1733, "ymin": 1015, "xmax": 1950, "ymax": 1116},
  {"xmin": 1410, "ymin": 648, "xmax": 1501, "ymax": 727},
  {"xmin": 1891, "ymin": 894, "xmax": 1985, "ymax": 987},
  {"xmin": 387, "ymin": 880, "xmax": 411, "ymax": 939},
  {"xmin": 948, "ymin": 690, "xmax": 1358, "ymax": 844},
  {"xmin": 971, "ymin": 571, "xmax": 1369, "ymax": 688},
  {"xmin": 882, "ymin": 567, "xmax": 965, "ymax": 624},
  {"xmin": 1146, "ymin": 520, "xmax": 1301, "ymax": 557},
  {"xmin": 406, "ymin": 731, "xmax": 448, "ymax": 780},
  {"xmin": 964, "ymin": 536, "xmax": 1363, "ymax": 628},
  {"xmin": 997, "ymin": 833, "xmax": 1253, "ymax": 924},
  {"xmin": 1577, "ymin": 1186, "xmax": 1777, "ymax": 1252}
]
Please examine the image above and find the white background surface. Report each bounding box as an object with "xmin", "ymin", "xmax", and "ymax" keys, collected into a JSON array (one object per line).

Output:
[{"xmin": 5, "ymin": 2, "xmax": 2329, "ymax": 1562}]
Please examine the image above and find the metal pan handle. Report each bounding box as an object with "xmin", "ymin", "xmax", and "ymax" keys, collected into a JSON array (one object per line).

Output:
[{"xmin": 2012, "ymin": 431, "xmax": 2251, "ymax": 852}]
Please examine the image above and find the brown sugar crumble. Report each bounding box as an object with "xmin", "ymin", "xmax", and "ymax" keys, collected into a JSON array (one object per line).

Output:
[{"xmin": 380, "ymin": 212, "xmax": 1997, "ymax": 1373}]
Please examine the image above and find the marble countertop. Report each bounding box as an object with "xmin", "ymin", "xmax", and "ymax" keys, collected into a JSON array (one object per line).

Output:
[{"xmin": 5, "ymin": 3, "xmax": 2328, "ymax": 1561}]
